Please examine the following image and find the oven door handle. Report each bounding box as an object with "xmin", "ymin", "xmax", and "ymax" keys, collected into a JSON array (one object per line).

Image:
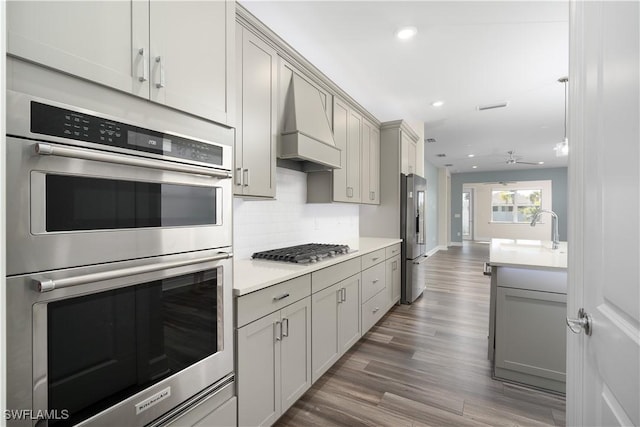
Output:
[
  {"xmin": 36, "ymin": 252, "xmax": 233, "ymax": 293},
  {"xmin": 35, "ymin": 143, "xmax": 233, "ymax": 179}
]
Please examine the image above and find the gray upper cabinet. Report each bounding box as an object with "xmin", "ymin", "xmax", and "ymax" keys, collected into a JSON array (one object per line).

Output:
[
  {"xmin": 401, "ymin": 132, "xmax": 418, "ymax": 175},
  {"xmin": 317, "ymin": 96, "xmax": 361, "ymax": 203},
  {"xmin": 7, "ymin": 2, "xmax": 138, "ymax": 95},
  {"xmin": 361, "ymin": 118, "xmax": 380, "ymax": 205},
  {"xmin": 235, "ymin": 25, "xmax": 277, "ymax": 197},
  {"xmin": 7, "ymin": 0, "xmax": 234, "ymax": 125},
  {"xmin": 307, "ymin": 99, "xmax": 381, "ymax": 205}
]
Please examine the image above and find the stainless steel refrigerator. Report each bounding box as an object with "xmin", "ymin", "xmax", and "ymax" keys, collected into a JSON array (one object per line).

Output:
[{"xmin": 400, "ymin": 173, "xmax": 427, "ymax": 303}]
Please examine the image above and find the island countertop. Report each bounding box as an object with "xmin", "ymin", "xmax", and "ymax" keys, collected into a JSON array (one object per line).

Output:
[{"xmin": 489, "ymin": 238, "xmax": 568, "ymax": 270}]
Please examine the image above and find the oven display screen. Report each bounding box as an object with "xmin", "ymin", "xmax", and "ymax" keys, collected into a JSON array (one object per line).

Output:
[{"xmin": 30, "ymin": 101, "xmax": 223, "ymax": 166}]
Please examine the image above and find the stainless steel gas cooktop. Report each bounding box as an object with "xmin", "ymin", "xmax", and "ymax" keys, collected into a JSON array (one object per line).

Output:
[{"xmin": 251, "ymin": 243, "xmax": 350, "ymax": 264}]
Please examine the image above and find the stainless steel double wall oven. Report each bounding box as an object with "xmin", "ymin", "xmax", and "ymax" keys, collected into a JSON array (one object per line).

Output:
[{"xmin": 5, "ymin": 91, "xmax": 235, "ymax": 427}]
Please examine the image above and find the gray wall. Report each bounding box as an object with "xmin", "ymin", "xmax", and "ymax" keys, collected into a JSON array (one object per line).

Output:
[
  {"xmin": 424, "ymin": 160, "xmax": 440, "ymax": 253},
  {"xmin": 450, "ymin": 168, "xmax": 568, "ymax": 243}
]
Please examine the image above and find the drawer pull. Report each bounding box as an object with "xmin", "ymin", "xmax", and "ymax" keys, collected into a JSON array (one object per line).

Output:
[
  {"xmin": 273, "ymin": 293, "xmax": 290, "ymax": 301},
  {"xmin": 373, "ymin": 307, "xmax": 380, "ymax": 313},
  {"xmin": 372, "ymin": 279, "xmax": 379, "ymax": 284},
  {"xmin": 372, "ymin": 257, "xmax": 379, "ymax": 262}
]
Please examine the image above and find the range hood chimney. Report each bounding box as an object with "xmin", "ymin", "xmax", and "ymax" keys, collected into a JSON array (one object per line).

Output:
[{"xmin": 280, "ymin": 74, "xmax": 341, "ymax": 172}]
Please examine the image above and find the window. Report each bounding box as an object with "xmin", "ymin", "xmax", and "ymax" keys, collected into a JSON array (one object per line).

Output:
[{"xmin": 491, "ymin": 189, "xmax": 541, "ymax": 223}]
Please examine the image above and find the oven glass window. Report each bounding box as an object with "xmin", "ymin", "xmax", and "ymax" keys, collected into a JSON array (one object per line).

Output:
[
  {"xmin": 46, "ymin": 269, "xmax": 221, "ymax": 425},
  {"xmin": 45, "ymin": 175, "xmax": 217, "ymax": 231}
]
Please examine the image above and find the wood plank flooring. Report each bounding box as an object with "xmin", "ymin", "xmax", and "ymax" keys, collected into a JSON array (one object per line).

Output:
[{"xmin": 275, "ymin": 243, "xmax": 566, "ymax": 426}]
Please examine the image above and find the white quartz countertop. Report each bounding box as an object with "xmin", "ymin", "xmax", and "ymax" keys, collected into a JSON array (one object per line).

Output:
[
  {"xmin": 489, "ymin": 238, "xmax": 568, "ymax": 270},
  {"xmin": 233, "ymin": 237, "xmax": 402, "ymax": 296}
]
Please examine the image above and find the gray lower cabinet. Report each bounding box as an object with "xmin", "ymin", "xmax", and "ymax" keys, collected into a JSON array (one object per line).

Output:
[
  {"xmin": 386, "ymin": 254, "xmax": 401, "ymax": 308},
  {"xmin": 494, "ymin": 286, "xmax": 567, "ymax": 393},
  {"xmin": 237, "ymin": 296, "xmax": 311, "ymax": 426},
  {"xmin": 311, "ymin": 274, "xmax": 361, "ymax": 383},
  {"xmin": 361, "ymin": 251, "xmax": 388, "ymax": 335}
]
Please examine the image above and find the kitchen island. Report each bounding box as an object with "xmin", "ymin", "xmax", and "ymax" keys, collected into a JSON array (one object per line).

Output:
[{"xmin": 488, "ymin": 238, "xmax": 568, "ymax": 394}]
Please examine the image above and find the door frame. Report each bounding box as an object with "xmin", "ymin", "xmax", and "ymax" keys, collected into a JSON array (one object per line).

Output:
[{"xmin": 566, "ymin": 1, "xmax": 585, "ymax": 423}]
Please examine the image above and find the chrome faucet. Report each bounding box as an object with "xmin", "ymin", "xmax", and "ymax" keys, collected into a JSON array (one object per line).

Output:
[{"xmin": 530, "ymin": 209, "xmax": 560, "ymax": 250}]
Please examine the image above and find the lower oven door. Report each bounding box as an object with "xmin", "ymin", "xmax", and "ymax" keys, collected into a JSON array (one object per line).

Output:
[
  {"xmin": 6, "ymin": 249, "xmax": 233, "ymax": 427},
  {"xmin": 5, "ymin": 136, "xmax": 232, "ymax": 276}
]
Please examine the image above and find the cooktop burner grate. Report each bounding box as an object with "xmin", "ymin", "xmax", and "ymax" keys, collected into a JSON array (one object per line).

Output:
[{"xmin": 251, "ymin": 243, "xmax": 350, "ymax": 264}]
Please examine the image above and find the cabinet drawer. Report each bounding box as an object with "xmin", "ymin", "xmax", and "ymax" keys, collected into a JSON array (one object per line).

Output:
[
  {"xmin": 361, "ymin": 262, "xmax": 386, "ymax": 303},
  {"xmin": 361, "ymin": 288, "xmax": 387, "ymax": 334},
  {"xmin": 385, "ymin": 243, "xmax": 401, "ymax": 259},
  {"xmin": 237, "ymin": 275, "xmax": 311, "ymax": 327},
  {"xmin": 311, "ymin": 257, "xmax": 361, "ymax": 293},
  {"xmin": 361, "ymin": 249, "xmax": 385, "ymax": 270},
  {"xmin": 496, "ymin": 267, "xmax": 567, "ymax": 294}
]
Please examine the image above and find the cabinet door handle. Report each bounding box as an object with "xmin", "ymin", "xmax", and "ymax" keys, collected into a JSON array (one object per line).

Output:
[
  {"xmin": 337, "ymin": 289, "xmax": 342, "ymax": 304},
  {"xmin": 347, "ymin": 187, "xmax": 353, "ymax": 198},
  {"xmin": 273, "ymin": 293, "xmax": 290, "ymax": 301},
  {"xmin": 373, "ymin": 307, "xmax": 380, "ymax": 313},
  {"xmin": 138, "ymin": 48, "xmax": 148, "ymax": 82},
  {"xmin": 274, "ymin": 321, "xmax": 282, "ymax": 341},
  {"xmin": 155, "ymin": 56, "xmax": 165, "ymax": 88},
  {"xmin": 341, "ymin": 288, "xmax": 347, "ymax": 302},
  {"xmin": 372, "ymin": 279, "xmax": 379, "ymax": 284},
  {"xmin": 282, "ymin": 318, "xmax": 289, "ymax": 338},
  {"xmin": 392, "ymin": 261, "xmax": 398, "ymax": 270},
  {"xmin": 235, "ymin": 168, "xmax": 243, "ymax": 186},
  {"xmin": 243, "ymin": 169, "xmax": 250, "ymax": 187},
  {"xmin": 370, "ymin": 191, "xmax": 375, "ymax": 200}
]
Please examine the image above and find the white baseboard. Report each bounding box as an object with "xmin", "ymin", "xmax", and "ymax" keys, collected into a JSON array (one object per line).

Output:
[{"xmin": 426, "ymin": 246, "xmax": 441, "ymax": 257}]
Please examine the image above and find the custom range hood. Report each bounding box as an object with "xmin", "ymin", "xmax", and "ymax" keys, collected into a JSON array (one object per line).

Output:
[{"xmin": 280, "ymin": 74, "xmax": 341, "ymax": 172}]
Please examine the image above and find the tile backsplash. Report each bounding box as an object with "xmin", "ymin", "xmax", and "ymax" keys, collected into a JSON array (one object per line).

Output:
[{"xmin": 233, "ymin": 167, "xmax": 360, "ymax": 259}]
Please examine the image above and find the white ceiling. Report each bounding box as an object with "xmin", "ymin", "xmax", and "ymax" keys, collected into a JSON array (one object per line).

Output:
[{"xmin": 240, "ymin": 0, "xmax": 569, "ymax": 173}]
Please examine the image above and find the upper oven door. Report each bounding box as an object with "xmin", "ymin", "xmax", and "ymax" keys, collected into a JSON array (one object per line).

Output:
[{"xmin": 6, "ymin": 137, "xmax": 233, "ymax": 275}]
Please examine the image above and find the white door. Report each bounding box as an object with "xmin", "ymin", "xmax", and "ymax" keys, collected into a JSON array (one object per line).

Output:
[
  {"xmin": 567, "ymin": 1, "xmax": 640, "ymax": 425},
  {"xmin": 462, "ymin": 189, "xmax": 474, "ymax": 241}
]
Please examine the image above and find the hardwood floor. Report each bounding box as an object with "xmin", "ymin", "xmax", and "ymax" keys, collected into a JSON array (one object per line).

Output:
[{"xmin": 275, "ymin": 243, "xmax": 566, "ymax": 426}]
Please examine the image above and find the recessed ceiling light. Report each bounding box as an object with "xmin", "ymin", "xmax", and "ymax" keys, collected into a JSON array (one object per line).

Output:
[
  {"xmin": 538, "ymin": 161, "xmax": 545, "ymax": 165},
  {"xmin": 431, "ymin": 101, "xmax": 444, "ymax": 107},
  {"xmin": 472, "ymin": 166, "xmax": 478, "ymax": 169},
  {"xmin": 467, "ymin": 154, "xmax": 475, "ymax": 158},
  {"xmin": 444, "ymin": 163, "xmax": 453, "ymax": 167},
  {"xmin": 396, "ymin": 26, "xmax": 417, "ymax": 40}
]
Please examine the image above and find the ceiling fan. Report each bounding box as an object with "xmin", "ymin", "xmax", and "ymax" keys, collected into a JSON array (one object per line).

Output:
[{"xmin": 504, "ymin": 150, "xmax": 540, "ymax": 165}]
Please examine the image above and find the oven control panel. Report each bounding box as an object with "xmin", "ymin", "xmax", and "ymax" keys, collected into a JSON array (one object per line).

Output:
[{"xmin": 30, "ymin": 101, "xmax": 224, "ymax": 167}]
